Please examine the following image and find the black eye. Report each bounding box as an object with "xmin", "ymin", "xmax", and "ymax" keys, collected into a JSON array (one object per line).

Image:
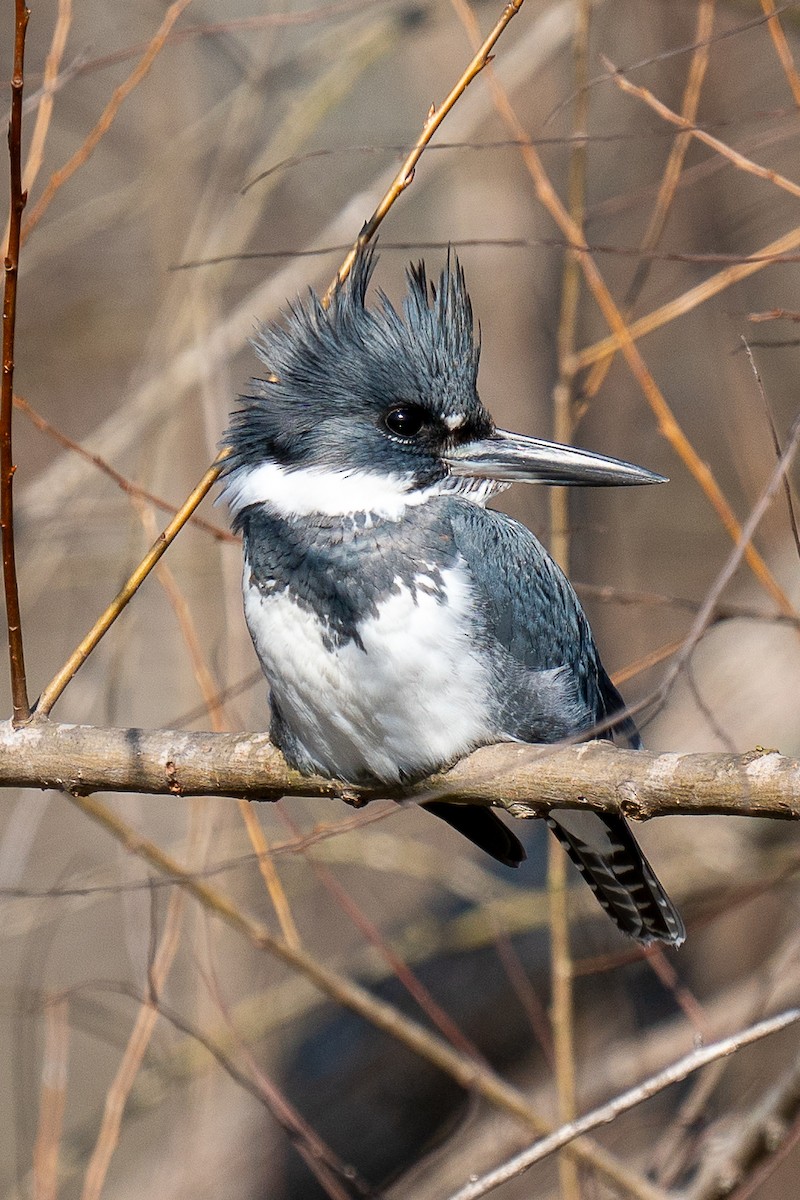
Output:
[{"xmin": 384, "ymin": 405, "xmax": 425, "ymax": 438}]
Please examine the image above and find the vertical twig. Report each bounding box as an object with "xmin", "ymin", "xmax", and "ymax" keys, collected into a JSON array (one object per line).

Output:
[
  {"xmin": 742, "ymin": 338, "xmax": 800, "ymax": 562},
  {"xmin": 759, "ymin": 0, "xmax": 800, "ymax": 106},
  {"xmin": 21, "ymin": 0, "xmax": 73, "ymax": 197},
  {"xmin": 550, "ymin": 0, "xmax": 589, "ymax": 570},
  {"xmin": 2, "ymin": 0, "xmax": 31, "ymax": 724},
  {"xmin": 548, "ymin": 5, "xmax": 590, "ymax": 1197}
]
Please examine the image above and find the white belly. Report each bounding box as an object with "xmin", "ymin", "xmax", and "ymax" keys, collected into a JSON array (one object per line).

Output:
[{"xmin": 243, "ymin": 563, "xmax": 492, "ymax": 782}]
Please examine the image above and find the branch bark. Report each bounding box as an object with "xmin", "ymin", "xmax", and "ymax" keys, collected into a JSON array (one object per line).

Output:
[{"xmin": 2, "ymin": 718, "xmax": 799, "ymax": 821}]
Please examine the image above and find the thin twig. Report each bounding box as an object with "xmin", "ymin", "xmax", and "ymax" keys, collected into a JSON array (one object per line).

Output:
[
  {"xmin": 749, "ymin": 308, "xmax": 800, "ymax": 322},
  {"xmin": 118, "ymin": 980, "xmax": 377, "ymax": 1200},
  {"xmin": 740, "ymin": 340, "xmax": 800, "ymax": 562},
  {"xmin": 22, "ymin": 0, "xmax": 389, "ymax": 95},
  {"xmin": 20, "ymin": 0, "xmax": 72, "ymax": 197},
  {"xmin": 134, "ymin": 499, "xmax": 231, "ymax": 730},
  {"xmin": 613, "ymin": 636, "xmax": 685, "ymax": 686},
  {"xmin": 198, "ymin": 961, "xmax": 370, "ymax": 1200},
  {"xmin": 491, "ymin": 930, "xmax": 555, "ymax": 1068},
  {"xmin": 180, "ymin": 237, "xmax": 800, "ymax": 271},
  {"xmin": 237, "ymin": 801, "xmax": 302, "ymax": 950},
  {"xmin": 1, "ymin": 0, "xmax": 31, "ymax": 724},
  {"xmin": 167, "ymin": 669, "xmax": 262, "ymax": 728},
  {"xmin": 445, "ymin": 1009, "xmax": 800, "ymax": 1200},
  {"xmin": 284, "ymin": 807, "xmax": 480, "ymax": 1057},
  {"xmin": 134, "ymin": 500, "xmax": 301, "ymax": 950},
  {"xmin": 576, "ymin": 581, "xmax": 800, "ymax": 626},
  {"xmin": 543, "ymin": 0, "xmax": 592, "ymax": 1192},
  {"xmin": 243, "ymin": 110, "xmax": 797, "ymax": 191},
  {"xmin": 587, "ymin": 411, "xmax": 800, "ymax": 739},
  {"xmin": 650, "ymin": 411, "xmax": 800, "ymax": 711},
  {"xmin": 545, "ymin": 2, "xmax": 799, "ymax": 127},
  {"xmin": 726, "ymin": 1108, "xmax": 800, "ymax": 1200},
  {"xmin": 570, "ymin": 216, "xmax": 800, "ymax": 373},
  {"xmin": 605, "ymin": 56, "xmax": 800, "ymax": 203},
  {"xmin": 1, "ymin": 0, "xmax": 72, "ymax": 251},
  {"xmin": 684, "ymin": 1045, "xmax": 800, "ymax": 1200}
]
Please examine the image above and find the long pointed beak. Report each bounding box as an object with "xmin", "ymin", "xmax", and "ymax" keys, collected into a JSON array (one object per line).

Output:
[{"xmin": 443, "ymin": 429, "xmax": 667, "ymax": 487}]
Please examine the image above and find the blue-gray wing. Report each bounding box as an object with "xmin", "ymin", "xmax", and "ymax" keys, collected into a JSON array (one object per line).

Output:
[
  {"xmin": 443, "ymin": 498, "xmax": 684, "ymax": 946},
  {"xmin": 446, "ymin": 499, "xmax": 634, "ymax": 745}
]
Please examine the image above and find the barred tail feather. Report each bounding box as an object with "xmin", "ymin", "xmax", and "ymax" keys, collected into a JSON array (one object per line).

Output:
[{"xmin": 548, "ymin": 810, "xmax": 685, "ymax": 946}]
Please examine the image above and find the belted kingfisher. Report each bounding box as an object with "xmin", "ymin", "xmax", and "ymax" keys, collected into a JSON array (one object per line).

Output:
[{"xmin": 222, "ymin": 248, "xmax": 684, "ymax": 946}]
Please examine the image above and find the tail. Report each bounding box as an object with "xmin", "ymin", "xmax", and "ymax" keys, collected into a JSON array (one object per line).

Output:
[
  {"xmin": 548, "ymin": 809, "xmax": 685, "ymax": 945},
  {"xmin": 423, "ymin": 802, "xmax": 526, "ymax": 869}
]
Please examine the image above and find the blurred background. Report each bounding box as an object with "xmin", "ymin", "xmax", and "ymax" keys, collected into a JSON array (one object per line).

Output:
[{"xmin": 2, "ymin": 0, "xmax": 800, "ymax": 1197}]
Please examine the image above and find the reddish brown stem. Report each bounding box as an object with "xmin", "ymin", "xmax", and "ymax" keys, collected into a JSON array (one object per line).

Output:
[{"xmin": 1, "ymin": 1, "xmax": 31, "ymax": 724}]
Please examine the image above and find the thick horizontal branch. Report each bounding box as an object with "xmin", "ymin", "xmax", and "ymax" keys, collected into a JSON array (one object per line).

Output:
[{"xmin": 1, "ymin": 718, "xmax": 799, "ymax": 821}]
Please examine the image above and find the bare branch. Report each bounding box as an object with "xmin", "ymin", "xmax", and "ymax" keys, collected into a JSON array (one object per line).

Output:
[
  {"xmin": 1, "ymin": 720, "xmax": 799, "ymax": 821},
  {"xmin": 446, "ymin": 1009, "xmax": 800, "ymax": 1200}
]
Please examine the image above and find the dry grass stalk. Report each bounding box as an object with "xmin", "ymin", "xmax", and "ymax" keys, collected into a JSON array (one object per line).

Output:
[{"xmin": 32, "ymin": 996, "xmax": 70, "ymax": 1200}]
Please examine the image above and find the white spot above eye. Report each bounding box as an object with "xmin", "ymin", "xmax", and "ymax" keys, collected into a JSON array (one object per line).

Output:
[{"xmin": 444, "ymin": 413, "xmax": 467, "ymax": 431}]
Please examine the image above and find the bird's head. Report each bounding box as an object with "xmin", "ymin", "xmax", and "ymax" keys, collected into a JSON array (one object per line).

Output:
[{"xmin": 222, "ymin": 248, "xmax": 664, "ymax": 523}]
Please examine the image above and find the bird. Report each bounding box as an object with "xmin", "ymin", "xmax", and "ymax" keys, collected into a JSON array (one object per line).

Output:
[{"xmin": 222, "ymin": 247, "xmax": 685, "ymax": 946}]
